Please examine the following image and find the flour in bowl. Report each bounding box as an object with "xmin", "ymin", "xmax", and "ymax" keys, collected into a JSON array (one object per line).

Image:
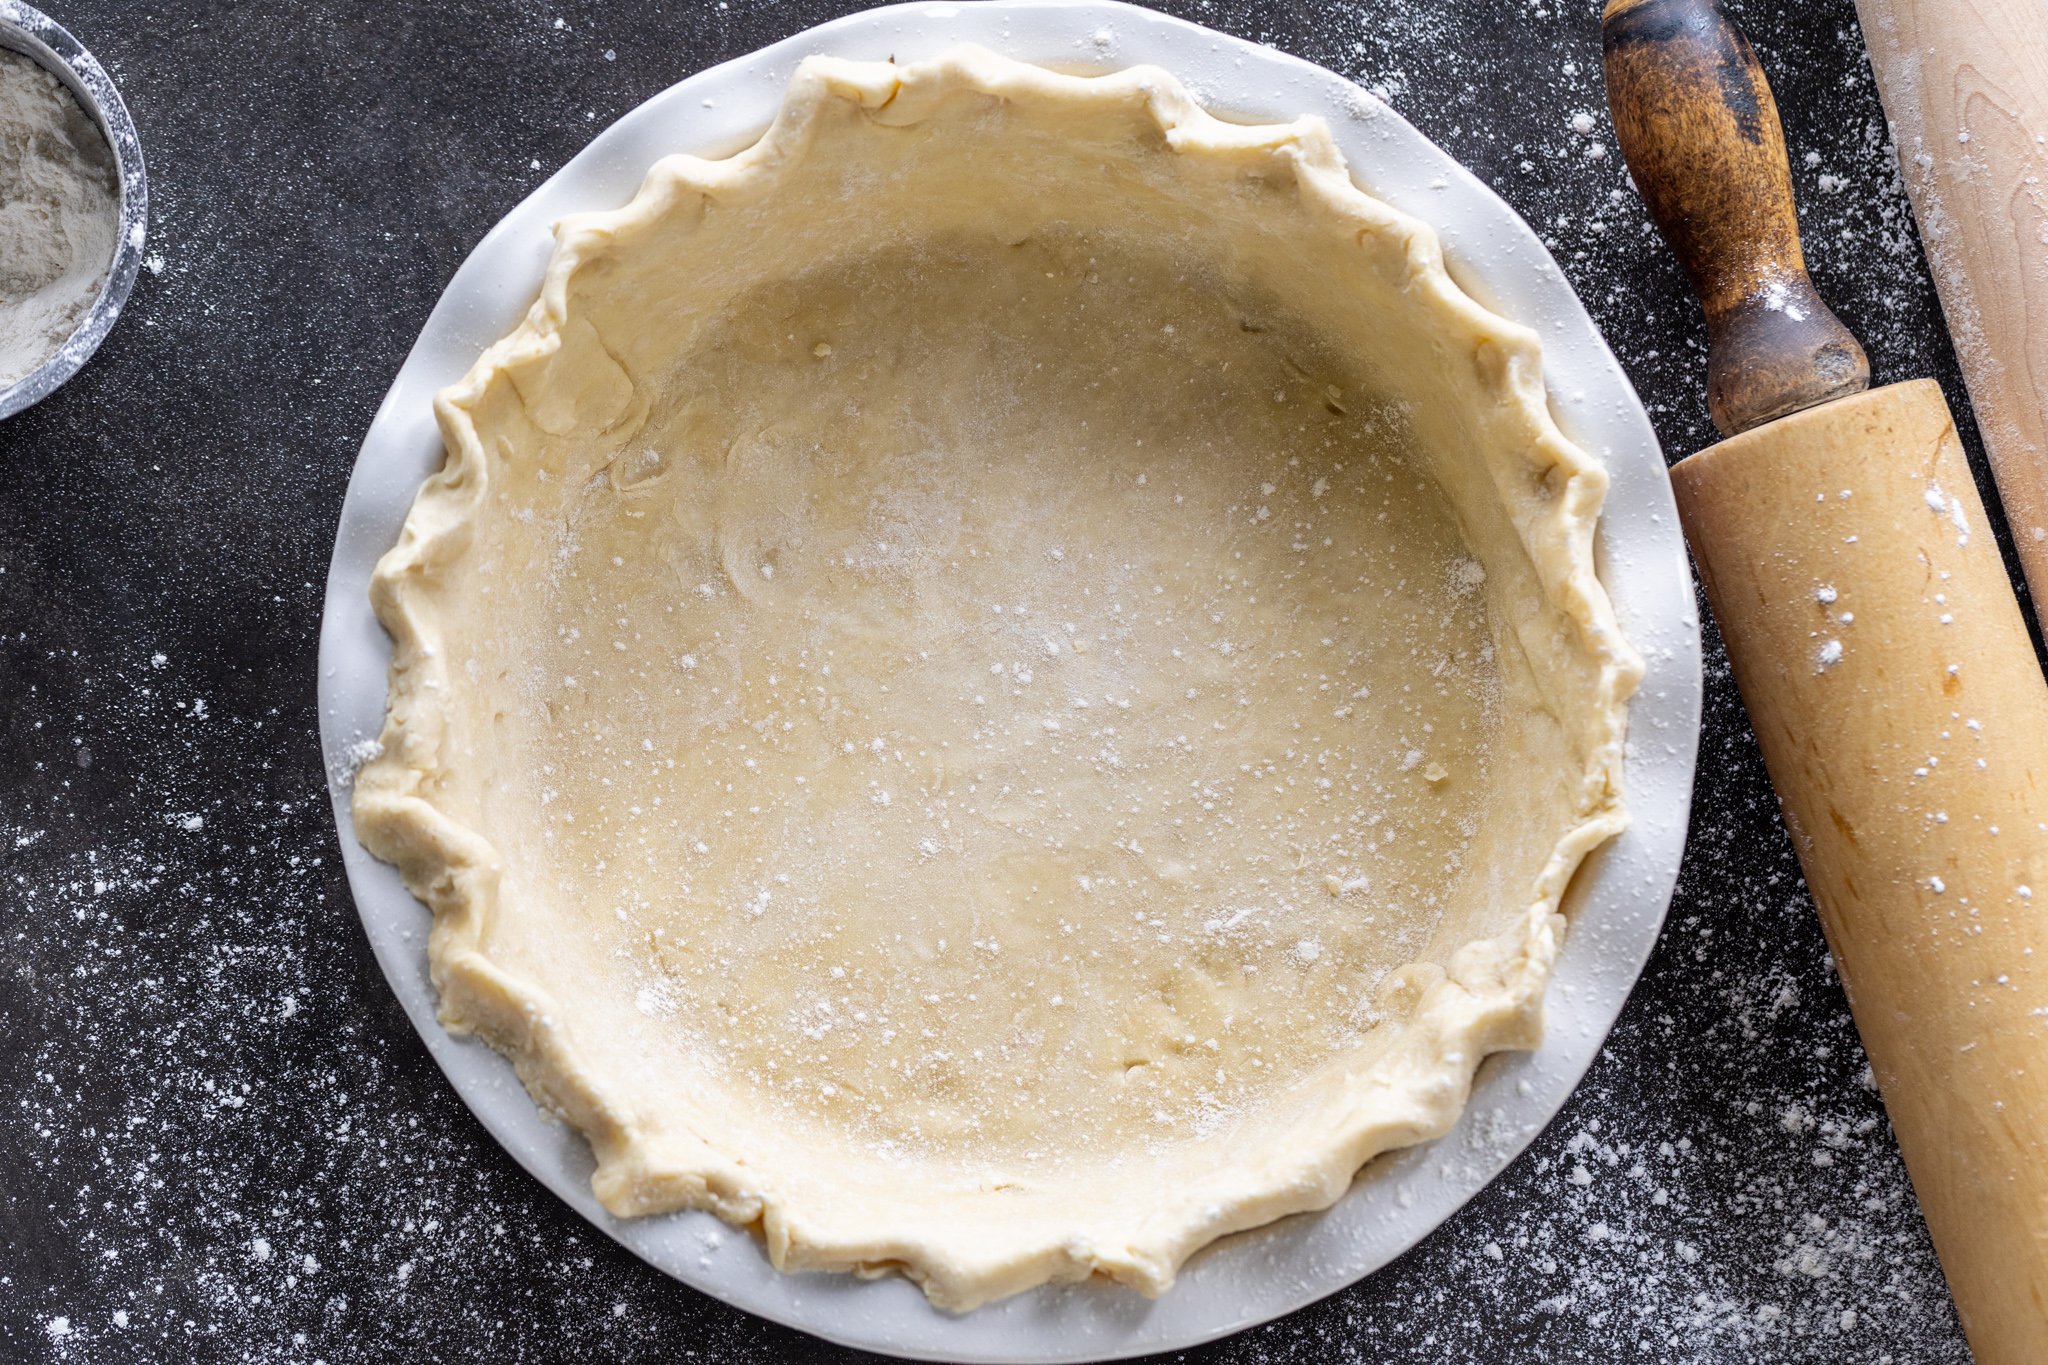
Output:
[{"xmin": 0, "ymin": 48, "xmax": 118, "ymax": 388}]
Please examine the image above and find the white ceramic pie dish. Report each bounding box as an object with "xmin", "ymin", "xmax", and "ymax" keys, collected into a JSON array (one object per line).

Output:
[{"xmin": 316, "ymin": 3, "xmax": 1702, "ymax": 1359}]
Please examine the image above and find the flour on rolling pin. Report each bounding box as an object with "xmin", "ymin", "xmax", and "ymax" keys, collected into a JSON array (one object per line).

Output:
[
  {"xmin": 0, "ymin": 48, "xmax": 118, "ymax": 389},
  {"xmin": 1795, "ymin": 474, "xmax": 1978, "ymax": 676}
]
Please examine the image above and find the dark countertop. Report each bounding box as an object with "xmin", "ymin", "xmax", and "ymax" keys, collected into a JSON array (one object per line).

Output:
[{"xmin": 0, "ymin": 1, "xmax": 2007, "ymax": 1361}]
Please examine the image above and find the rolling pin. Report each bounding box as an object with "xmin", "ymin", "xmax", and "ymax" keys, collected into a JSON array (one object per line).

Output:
[
  {"xmin": 1856, "ymin": 0, "xmax": 2048, "ymax": 620},
  {"xmin": 1603, "ymin": 2, "xmax": 2048, "ymax": 1357}
]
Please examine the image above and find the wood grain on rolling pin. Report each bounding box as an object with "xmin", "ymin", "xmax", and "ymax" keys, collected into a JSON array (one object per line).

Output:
[
  {"xmin": 1673, "ymin": 378, "xmax": 2048, "ymax": 1358},
  {"xmin": 1856, "ymin": 0, "xmax": 2048, "ymax": 618}
]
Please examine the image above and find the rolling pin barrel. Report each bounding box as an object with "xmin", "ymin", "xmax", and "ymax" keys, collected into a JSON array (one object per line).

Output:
[
  {"xmin": 1671, "ymin": 388, "xmax": 2048, "ymax": 1361},
  {"xmin": 1604, "ymin": 1, "xmax": 2048, "ymax": 1358},
  {"xmin": 1602, "ymin": 0, "xmax": 1869, "ymax": 435}
]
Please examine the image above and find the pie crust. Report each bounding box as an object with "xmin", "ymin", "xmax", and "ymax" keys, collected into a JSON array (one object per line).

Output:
[{"xmin": 355, "ymin": 47, "xmax": 1639, "ymax": 1310}]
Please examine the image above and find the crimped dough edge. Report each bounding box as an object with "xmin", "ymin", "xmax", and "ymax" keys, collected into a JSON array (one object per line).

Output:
[{"xmin": 354, "ymin": 46, "xmax": 1642, "ymax": 1311}]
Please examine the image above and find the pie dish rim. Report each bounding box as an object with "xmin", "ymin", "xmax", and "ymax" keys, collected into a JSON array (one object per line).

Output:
[{"xmin": 316, "ymin": 3, "xmax": 1702, "ymax": 1359}]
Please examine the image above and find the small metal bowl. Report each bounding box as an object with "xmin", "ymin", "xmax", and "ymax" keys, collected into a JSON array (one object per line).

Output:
[{"xmin": 0, "ymin": 0, "xmax": 146, "ymax": 420}]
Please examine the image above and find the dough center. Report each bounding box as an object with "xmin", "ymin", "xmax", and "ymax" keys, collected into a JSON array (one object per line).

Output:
[{"xmin": 485, "ymin": 237, "xmax": 1501, "ymax": 1170}]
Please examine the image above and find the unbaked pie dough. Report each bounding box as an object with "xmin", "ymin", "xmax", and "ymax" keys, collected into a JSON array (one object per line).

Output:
[{"xmin": 356, "ymin": 48, "xmax": 1639, "ymax": 1310}]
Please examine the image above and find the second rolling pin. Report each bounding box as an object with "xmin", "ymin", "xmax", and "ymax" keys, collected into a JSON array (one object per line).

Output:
[{"xmin": 1856, "ymin": 0, "xmax": 2048, "ymax": 620}]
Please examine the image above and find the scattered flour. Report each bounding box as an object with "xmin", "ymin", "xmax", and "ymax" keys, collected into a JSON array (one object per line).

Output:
[
  {"xmin": 0, "ymin": 49, "xmax": 118, "ymax": 388},
  {"xmin": 1, "ymin": 1, "xmax": 1976, "ymax": 1360}
]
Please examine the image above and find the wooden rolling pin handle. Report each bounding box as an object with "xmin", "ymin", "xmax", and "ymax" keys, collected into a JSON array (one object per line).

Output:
[{"xmin": 1603, "ymin": 0, "xmax": 1871, "ymax": 436}]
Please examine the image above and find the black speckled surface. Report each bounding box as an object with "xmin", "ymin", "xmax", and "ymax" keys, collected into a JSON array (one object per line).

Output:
[{"xmin": 0, "ymin": 1, "xmax": 2012, "ymax": 1361}]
